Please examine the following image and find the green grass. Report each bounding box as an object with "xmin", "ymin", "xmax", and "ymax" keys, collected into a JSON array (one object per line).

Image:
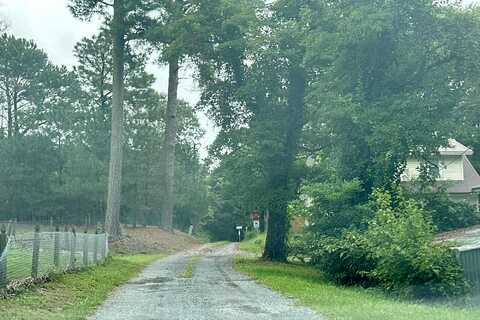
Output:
[
  {"xmin": 0, "ymin": 254, "xmax": 163, "ymax": 320},
  {"xmin": 208, "ymin": 241, "xmax": 230, "ymax": 248},
  {"xmin": 239, "ymin": 233, "xmax": 265, "ymax": 255},
  {"xmin": 6, "ymin": 247, "xmax": 72, "ymax": 281},
  {"xmin": 178, "ymin": 256, "xmax": 200, "ymax": 278},
  {"xmin": 235, "ymin": 258, "xmax": 480, "ymax": 320}
]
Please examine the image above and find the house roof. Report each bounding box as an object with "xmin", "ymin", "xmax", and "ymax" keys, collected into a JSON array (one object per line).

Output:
[
  {"xmin": 446, "ymin": 157, "xmax": 480, "ymax": 194},
  {"xmin": 439, "ymin": 139, "xmax": 473, "ymax": 156}
]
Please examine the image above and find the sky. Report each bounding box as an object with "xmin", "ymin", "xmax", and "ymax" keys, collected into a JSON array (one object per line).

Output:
[
  {"xmin": 0, "ymin": 0, "xmax": 478, "ymax": 158},
  {"xmin": 0, "ymin": 0, "xmax": 218, "ymax": 159}
]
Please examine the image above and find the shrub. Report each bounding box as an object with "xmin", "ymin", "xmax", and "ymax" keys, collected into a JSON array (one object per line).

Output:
[
  {"xmin": 424, "ymin": 193, "xmax": 480, "ymax": 232},
  {"xmin": 314, "ymin": 233, "xmax": 376, "ymax": 285},
  {"xmin": 292, "ymin": 179, "xmax": 372, "ymax": 236},
  {"xmin": 406, "ymin": 186, "xmax": 480, "ymax": 232},
  {"xmin": 288, "ymin": 232, "xmax": 376, "ymax": 285},
  {"xmin": 364, "ymin": 189, "xmax": 468, "ymax": 298},
  {"xmin": 295, "ymin": 188, "xmax": 469, "ymax": 298}
]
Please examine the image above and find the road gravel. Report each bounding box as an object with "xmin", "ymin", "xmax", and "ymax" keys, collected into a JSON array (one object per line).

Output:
[{"xmin": 90, "ymin": 243, "xmax": 323, "ymax": 320}]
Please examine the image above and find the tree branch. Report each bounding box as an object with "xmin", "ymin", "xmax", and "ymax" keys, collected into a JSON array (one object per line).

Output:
[{"xmin": 98, "ymin": 0, "xmax": 113, "ymax": 7}]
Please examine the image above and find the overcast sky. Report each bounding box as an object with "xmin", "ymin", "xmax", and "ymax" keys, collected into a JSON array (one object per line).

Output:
[
  {"xmin": 0, "ymin": 0, "xmax": 478, "ymax": 158},
  {"xmin": 0, "ymin": 0, "xmax": 217, "ymax": 158}
]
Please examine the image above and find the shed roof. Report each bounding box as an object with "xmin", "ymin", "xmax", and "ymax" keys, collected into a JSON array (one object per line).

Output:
[{"xmin": 439, "ymin": 139, "xmax": 473, "ymax": 156}]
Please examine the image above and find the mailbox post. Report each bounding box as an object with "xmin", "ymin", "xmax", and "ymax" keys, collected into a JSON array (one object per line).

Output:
[{"xmin": 235, "ymin": 226, "xmax": 243, "ymax": 242}]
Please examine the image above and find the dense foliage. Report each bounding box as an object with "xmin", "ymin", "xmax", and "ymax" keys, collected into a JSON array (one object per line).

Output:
[
  {"xmin": 290, "ymin": 190, "xmax": 468, "ymax": 298},
  {"xmin": 202, "ymin": 0, "xmax": 480, "ymax": 297}
]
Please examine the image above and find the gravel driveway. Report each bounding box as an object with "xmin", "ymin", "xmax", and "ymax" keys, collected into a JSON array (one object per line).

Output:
[{"xmin": 90, "ymin": 243, "xmax": 323, "ymax": 320}]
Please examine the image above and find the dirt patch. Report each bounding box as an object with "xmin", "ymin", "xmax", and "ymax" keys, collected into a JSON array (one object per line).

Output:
[{"xmin": 109, "ymin": 226, "xmax": 202, "ymax": 255}]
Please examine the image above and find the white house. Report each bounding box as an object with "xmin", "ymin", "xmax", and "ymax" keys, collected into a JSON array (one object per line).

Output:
[{"xmin": 401, "ymin": 139, "xmax": 480, "ymax": 208}]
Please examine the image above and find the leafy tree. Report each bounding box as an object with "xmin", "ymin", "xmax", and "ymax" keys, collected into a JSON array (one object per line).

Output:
[
  {"xmin": 200, "ymin": 0, "xmax": 311, "ymax": 261},
  {"xmin": 305, "ymin": 0, "xmax": 480, "ymax": 192}
]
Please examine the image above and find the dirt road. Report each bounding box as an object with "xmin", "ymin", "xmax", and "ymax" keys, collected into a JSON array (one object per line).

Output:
[{"xmin": 90, "ymin": 243, "xmax": 323, "ymax": 320}]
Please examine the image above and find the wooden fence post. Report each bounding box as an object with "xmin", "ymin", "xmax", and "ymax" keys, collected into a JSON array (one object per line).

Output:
[
  {"xmin": 93, "ymin": 228, "xmax": 98, "ymax": 264},
  {"xmin": 53, "ymin": 225, "xmax": 60, "ymax": 268},
  {"xmin": 100, "ymin": 233, "xmax": 106, "ymax": 261},
  {"xmin": 83, "ymin": 229, "xmax": 88, "ymax": 267},
  {"xmin": 70, "ymin": 227, "xmax": 76, "ymax": 270},
  {"xmin": 0, "ymin": 225, "xmax": 7, "ymax": 288},
  {"xmin": 31, "ymin": 225, "xmax": 40, "ymax": 278}
]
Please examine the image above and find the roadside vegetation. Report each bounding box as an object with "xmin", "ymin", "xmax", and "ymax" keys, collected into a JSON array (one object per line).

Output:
[
  {"xmin": 239, "ymin": 233, "xmax": 265, "ymax": 256},
  {"xmin": 0, "ymin": 254, "xmax": 162, "ymax": 320},
  {"xmin": 235, "ymin": 258, "xmax": 480, "ymax": 320},
  {"xmin": 2, "ymin": 0, "xmax": 480, "ymax": 318},
  {"xmin": 208, "ymin": 241, "xmax": 231, "ymax": 248},
  {"xmin": 178, "ymin": 256, "xmax": 201, "ymax": 278},
  {"xmin": 288, "ymin": 188, "xmax": 470, "ymax": 298}
]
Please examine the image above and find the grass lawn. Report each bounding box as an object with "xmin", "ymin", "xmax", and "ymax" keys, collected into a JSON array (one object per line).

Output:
[
  {"xmin": 0, "ymin": 254, "xmax": 163, "ymax": 320},
  {"xmin": 239, "ymin": 233, "xmax": 265, "ymax": 255},
  {"xmin": 208, "ymin": 240, "xmax": 231, "ymax": 248},
  {"xmin": 235, "ymin": 258, "xmax": 480, "ymax": 320}
]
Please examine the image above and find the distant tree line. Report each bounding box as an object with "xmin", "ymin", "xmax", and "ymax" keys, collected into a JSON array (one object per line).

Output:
[{"xmin": 0, "ymin": 31, "xmax": 207, "ymax": 231}]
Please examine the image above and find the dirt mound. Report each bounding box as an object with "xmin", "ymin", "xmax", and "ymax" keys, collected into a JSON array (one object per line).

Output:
[{"xmin": 110, "ymin": 226, "xmax": 202, "ymax": 255}]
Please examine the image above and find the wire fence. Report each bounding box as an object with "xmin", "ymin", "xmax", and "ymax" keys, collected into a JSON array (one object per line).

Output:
[{"xmin": 0, "ymin": 224, "xmax": 108, "ymax": 290}]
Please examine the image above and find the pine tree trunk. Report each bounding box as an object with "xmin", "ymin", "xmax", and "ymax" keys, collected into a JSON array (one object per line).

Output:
[
  {"xmin": 6, "ymin": 86, "xmax": 12, "ymax": 138},
  {"xmin": 263, "ymin": 65, "xmax": 305, "ymax": 262},
  {"xmin": 160, "ymin": 56, "xmax": 179, "ymax": 230},
  {"xmin": 13, "ymin": 91, "xmax": 18, "ymax": 136},
  {"xmin": 105, "ymin": 0, "xmax": 125, "ymax": 240}
]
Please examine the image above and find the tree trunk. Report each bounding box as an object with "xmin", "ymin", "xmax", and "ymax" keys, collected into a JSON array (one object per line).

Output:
[
  {"xmin": 263, "ymin": 182, "xmax": 289, "ymax": 261},
  {"xmin": 6, "ymin": 86, "xmax": 12, "ymax": 138},
  {"xmin": 160, "ymin": 56, "xmax": 179, "ymax": 230},
  {"xmin": 263, "ymin": 65, "xmax": 306, "ymax": 262},
  {"xmin": 105, "ymin": 0, "xmax": 126, "ymax": 240},
  {"xmin": 13, "ymin": 91, "xmax": 18, "ymax": 136}
]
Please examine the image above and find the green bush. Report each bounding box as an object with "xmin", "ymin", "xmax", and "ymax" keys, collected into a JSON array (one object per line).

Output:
[
  {"xmin": 405, "ymin": 186, "xmax": 480, "ymax": 232},
  {"xmin": 315, "ymin": 233, "xmax": 375, "ymax": 285},
  {"xmin": 424, "ymin": 193, "xmax": 480, "ymax": 232},
  {"xmin": 288, "ymin": 232, "xmax": 376, "ymax": 285},
  {"xmin": 244, "ymin": 231, "xmax": 258, "ymax": 241},
  {"xmin": 364, "ymin": 189, "xmax": 468, "ymax": 298},
  {"xmin": 295, "ymin": 188, "xmax": 468, "ymax": 298},
  {"xmin": 292, "ymin": 179, "xmax": 372, "ymax": 236}
]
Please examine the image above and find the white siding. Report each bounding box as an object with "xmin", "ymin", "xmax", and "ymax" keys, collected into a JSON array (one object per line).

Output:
[
  {"xmin": 401, "ymin": 155, "xmax": 464, "ymax": 181},
  {"xmin": 401, "ymin": 159, "xmax": 422, "ymax": 181},
  {"xmin": 438, "ymin": 156, "xmax": 464, "ymax": 181}
]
